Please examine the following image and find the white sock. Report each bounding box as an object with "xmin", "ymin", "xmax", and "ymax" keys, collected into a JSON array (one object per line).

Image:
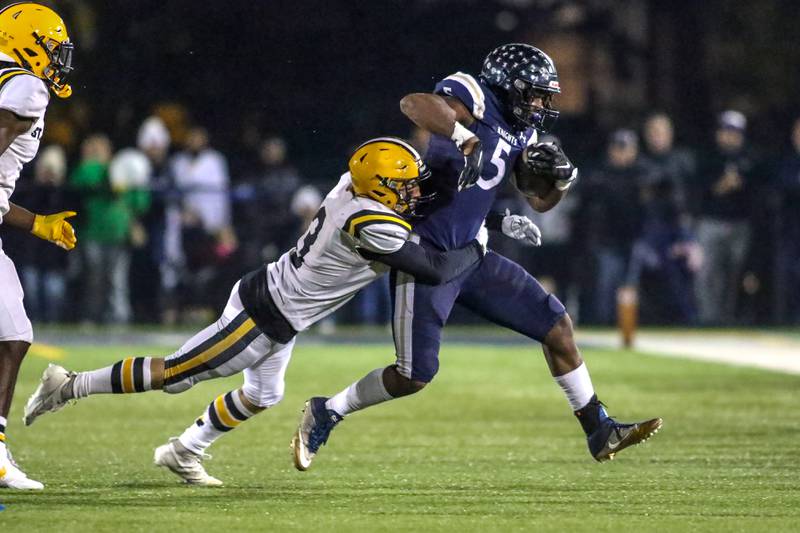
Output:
[
  {"xmin": 554, "ymin": 362, "xmax": 595, "ymax": 411},
  {"xmin": 326, "ymin": 368, "xmax": 393, "ymax": 416},
  {"xmin": 71, "ymin": 357, "xmax": 154, "ymax": 398},
  {"xmin": 179, "ymin": 389, "xmax": 258, "ymax": 455}
]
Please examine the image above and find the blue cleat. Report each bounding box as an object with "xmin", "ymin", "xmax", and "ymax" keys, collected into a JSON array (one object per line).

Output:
[
  {"xmin": 576, "ymin": 395, "xmax": 662, "ymax": 462},
  {"xmin": 291, "ymin": 397, "xmax": 343, "ymax": 471}
]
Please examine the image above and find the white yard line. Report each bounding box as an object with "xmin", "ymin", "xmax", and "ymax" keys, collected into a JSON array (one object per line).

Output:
[{"xmin": 577, "ymin": 331, "xmax": 800, "ymax": 375}]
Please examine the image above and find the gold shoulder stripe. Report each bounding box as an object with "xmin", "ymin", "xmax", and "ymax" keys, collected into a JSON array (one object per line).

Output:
[
  {"xmin": 347, "ymin": 213, "xmax": 412, "ymax": 236},
  {"xmin": 0, "ymin": 69, "xmax": 29, "ymax": 93},
  {"xmin": 450, "ymin": 72, "xmax": 485, "ymax": 119}
]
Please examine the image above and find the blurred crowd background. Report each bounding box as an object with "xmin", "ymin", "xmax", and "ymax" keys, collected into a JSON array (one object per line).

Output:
[{"xmin": 1, "ymin": 0, "xmax": 799, "ymax": 328}]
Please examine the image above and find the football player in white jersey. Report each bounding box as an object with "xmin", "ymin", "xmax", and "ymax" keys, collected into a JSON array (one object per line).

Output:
[
  {"xmin": 0, "ymin": 3, "xmax": 76, "ymax": 490},
  {"xmin": 24, "ymin": 137, "xmax": 491, "ymax": 486}
]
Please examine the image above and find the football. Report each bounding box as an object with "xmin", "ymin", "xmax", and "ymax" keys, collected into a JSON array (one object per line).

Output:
[{"xmin": 512, "ymin": 148, "xmax": 555, "ymax": 198}]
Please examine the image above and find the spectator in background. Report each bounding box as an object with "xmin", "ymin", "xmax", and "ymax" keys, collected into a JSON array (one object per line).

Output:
[
  {"xmin": 694, "ymin": 110, "xmax": 756, "ymax": 324},
  {"xmin": 580, "ymin": 129, "xmax": 650, "ymax": 324},
  {"xmin": 628, "ymin": 177, "xmax": 702, "ymax": 324},
  {"xmin": 11, "ymin": 146, "xmax": 73, "ymax": 322},
  {"xmin": 774, "ymin": 116, "xmax": 800, "ymax": 323},
  {"xmin": 171, "ymin": 126, "xmax": 237, "ymax": 315},
  {"xmin": 233, "ymin": 136, "xmax": 303, "ymax": 268},
  {"xmin": 640, "ymin": 112, "xmax": 696, "ymax": 215},
  {"xmin": 171, "ymin": 126, "xmax": 234, "ymax": 238},
  {"xmin": 134, "ymin": 116, "xmax": 183, "ymax": 323},
  {"xmin": 290, "ymin": 184, "xmax": 323, "ymax": 231},
  {"xmin": 71, "ymin": 135, "xmax": 151, "ymax": 324}
]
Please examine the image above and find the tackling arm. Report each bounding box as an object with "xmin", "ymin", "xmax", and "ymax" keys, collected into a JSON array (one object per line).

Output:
[{"xmin": 362, "ymin": 239, "xmax": 483, "ymax": 285}]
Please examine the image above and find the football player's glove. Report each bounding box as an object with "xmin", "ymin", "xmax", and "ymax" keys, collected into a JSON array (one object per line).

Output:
[
  {"xmin": 526, "ymin": 142, "xmax": 578, "ymax": 191},
  {"xmin": 458, "ymin": 138, "xmax": 484, "ymax": 191},
  {"xmin": 486, "ymin": 209, "xmax": 542, "ymax": 247},
  {"xmin": 31, "ymin": 211, "xmax": 77, "ymax": 250}
]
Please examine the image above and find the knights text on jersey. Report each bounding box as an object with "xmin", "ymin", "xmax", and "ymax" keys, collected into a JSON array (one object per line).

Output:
[
  {"xmin": 415, "ymin": 71, "xmax": 538, "ymax": 250},
  {"xmin": 0, "ymin": 67, "xmax": 49, "ymax": 223},
  {"xmin": 250, "ymin": 173, "xmax": 412, "ymax": 332}
]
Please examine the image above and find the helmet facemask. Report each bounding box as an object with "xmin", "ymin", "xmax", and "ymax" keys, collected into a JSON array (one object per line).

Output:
[
  {"xmin": 35, "ymin": 33, "xmax": 73, "ymax": 97},
  {"xmin": 379, "ymin": 162, "xmax": 435, "ymax": 217},
  {"xmin": 510, "ymin": 79, "xmax": 559, "ymax": 133}
]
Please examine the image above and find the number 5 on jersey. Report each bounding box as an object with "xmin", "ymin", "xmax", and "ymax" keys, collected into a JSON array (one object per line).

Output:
[{"xmin": 478, "ymin": 139, "xmax": 512, "ymax": 190}]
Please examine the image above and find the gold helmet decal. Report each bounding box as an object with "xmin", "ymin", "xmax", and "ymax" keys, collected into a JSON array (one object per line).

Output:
[
  {"xmin": 349, "ymin": 137, "xmax": 433, "ymax": 216},
  {"xmin": 0, "ymin": 2, "xmax": 74, "ymax": 98}
]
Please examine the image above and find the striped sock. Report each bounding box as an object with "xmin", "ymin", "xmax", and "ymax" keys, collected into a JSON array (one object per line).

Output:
[
  {"xmin": 0, "ymin": 415, "xmax": 6, "ymax": 443},
  {"xmin": 178, "ymin": 389, "xmax": 259, "ymax": 455},
  {"xmin": 71, "ymin": 357, "xmax": 154, "ymax": 398}
]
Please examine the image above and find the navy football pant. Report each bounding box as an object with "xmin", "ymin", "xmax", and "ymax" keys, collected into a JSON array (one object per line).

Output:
[{"xmin": 390, "ymin": 249, "xmax": 566, "ymax": 383}]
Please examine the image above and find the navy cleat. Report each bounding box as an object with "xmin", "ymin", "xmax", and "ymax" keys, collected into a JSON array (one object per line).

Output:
[
  {"xmin": 576, "ymin": 395, "xmax": 662, "ymax": 462},
  {"xmin": 291, "ymin": 397, "xmax": 343, "ymax": 471}
]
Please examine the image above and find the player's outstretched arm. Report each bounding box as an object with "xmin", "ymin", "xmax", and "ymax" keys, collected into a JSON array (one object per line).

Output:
[{"xmin": 362, "ymin": 239, "xmax": 483, "ymax": 285}]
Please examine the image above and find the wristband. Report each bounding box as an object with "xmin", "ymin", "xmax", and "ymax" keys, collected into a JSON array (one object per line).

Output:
[{"xmin": 451, "ymin": 121, "xmax": 476, "ymax": 149}]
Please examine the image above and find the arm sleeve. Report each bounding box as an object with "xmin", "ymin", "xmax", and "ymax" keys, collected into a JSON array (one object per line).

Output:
[
  {"xmin": 434, "ymin": 72, "xmax": 485, "ymax": 120},
  {"xmin": 362, "ymin": 240, "xmax": 482, "ymax": 285},
  {"xmin": 355, "ymin": 219, "xmax": 412, "ymax": 254},
  {"xmin": 0, "ymin": 74, "xmax": 49, "ymax": 119}
]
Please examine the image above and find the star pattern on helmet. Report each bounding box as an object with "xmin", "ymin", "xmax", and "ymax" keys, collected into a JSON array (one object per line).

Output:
[{"xmin": 478, "ymin": 43, "xmax": 561, "ymax": 132}]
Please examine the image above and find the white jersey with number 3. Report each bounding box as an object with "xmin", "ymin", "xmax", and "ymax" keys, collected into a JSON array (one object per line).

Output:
[
  {"xmin": 267, "ymin": 173, "xmax": 412, "ymax": 332},
  {"xmin": 0, "ymin": 66, "xmax": 49, "ymax": 223}
]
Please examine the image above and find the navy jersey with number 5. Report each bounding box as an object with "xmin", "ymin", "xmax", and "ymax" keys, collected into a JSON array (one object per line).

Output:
[{"xmin": 415, "ymin": 72, "xmax": 538, "ymax": 250}]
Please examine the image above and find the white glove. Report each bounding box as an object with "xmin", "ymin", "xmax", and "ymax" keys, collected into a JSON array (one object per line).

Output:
[{"xmin": 501, "ymin": 209, "xmax": 542, "ymax": 246}]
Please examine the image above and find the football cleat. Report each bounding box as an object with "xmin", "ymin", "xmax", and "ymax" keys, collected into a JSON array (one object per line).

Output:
[
  {"xmin": 588, "ymin": 417, "xmax": 663, "ymax": 462},
  {"xmin": 0, "ymin": 443, "xmax": 44, "ymax": 490},
  {"xmin": 291, "ymin": 397, "xmax": 343, "ymax": 471},
  {"xmin": 154, "ymin": 438, "xmax": 222, "ymax": 487},
  {"xmin": 23, "ymin": 364, "xmax": 76, "ymax": 426}
]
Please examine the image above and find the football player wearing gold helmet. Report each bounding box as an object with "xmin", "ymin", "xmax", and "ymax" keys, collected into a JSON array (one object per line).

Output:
[
  {"xmin": 24, "ymin": 137, "xmax": 485, "ymax": 486},
  {"xmin": 0, "ymin": 2, "xmax": 76, "ymax": 490}
]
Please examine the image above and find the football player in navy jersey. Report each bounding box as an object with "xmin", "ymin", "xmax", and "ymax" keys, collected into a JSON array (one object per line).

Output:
[{"xmin": 293, "ymin": 44, "xmax": 661, "ymax": 469}]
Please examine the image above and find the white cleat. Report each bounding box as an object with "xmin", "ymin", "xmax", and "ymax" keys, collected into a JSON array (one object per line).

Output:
[
  {"xmin": 154, "ymin": 438, "xmax": 223, "ymax": 487},
  {"xmin": 23, "ymin": 364, "xmax": 76, "ymax": 426},
  {"xmin": 0, "ymin": 443, "xmax": 44, "ymax": 490}
]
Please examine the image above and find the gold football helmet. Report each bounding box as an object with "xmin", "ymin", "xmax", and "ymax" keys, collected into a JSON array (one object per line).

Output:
[
  {"xmin": 0, "ymin": 2, "xmax": 73, "ymax": 98},
  {"xmin": 349, "ymin": 137, "xmax": 432, "ymax": 216}
]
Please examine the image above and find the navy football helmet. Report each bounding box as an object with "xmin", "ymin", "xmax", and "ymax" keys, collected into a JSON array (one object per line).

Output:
[{"xmin": 479, "ymin": 43, "xmax": 561, "ymax": 132}]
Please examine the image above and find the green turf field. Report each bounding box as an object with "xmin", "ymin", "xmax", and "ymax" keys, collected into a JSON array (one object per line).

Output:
[{"xmin": 1, "ymin": 341, "xmax": 799, "ymax": 532}]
